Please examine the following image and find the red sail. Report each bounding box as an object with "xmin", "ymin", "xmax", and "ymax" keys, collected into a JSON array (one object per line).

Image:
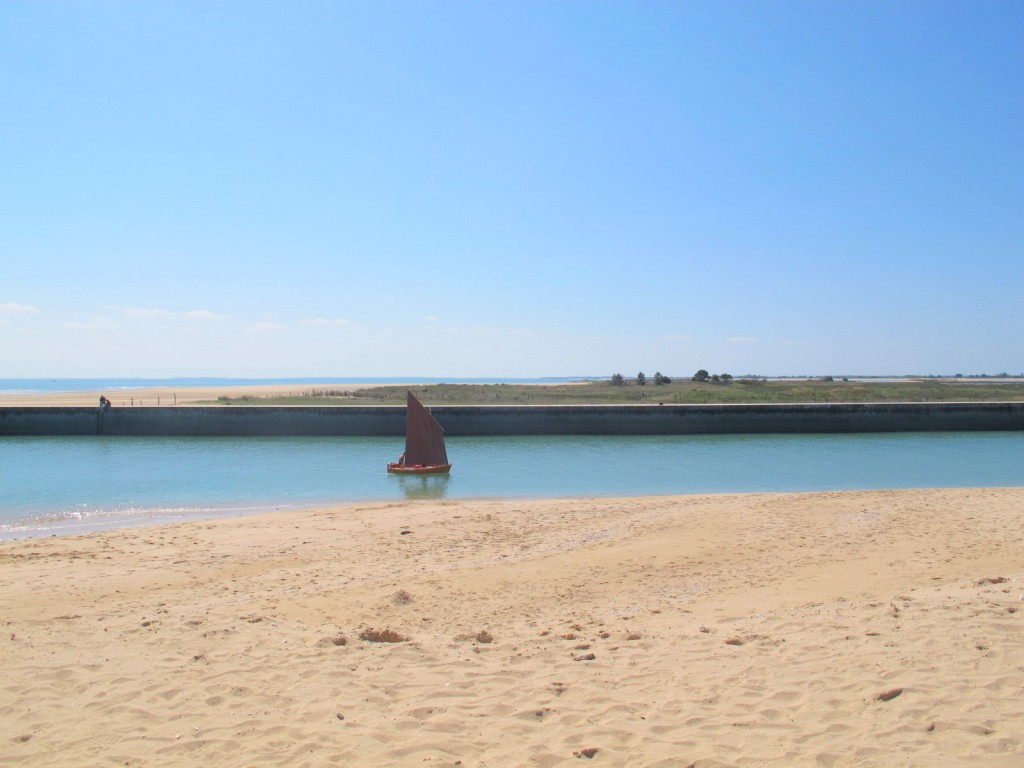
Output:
[{"xmin": 404, "ymin": 391, "xmax": 449, "ymax": 467}]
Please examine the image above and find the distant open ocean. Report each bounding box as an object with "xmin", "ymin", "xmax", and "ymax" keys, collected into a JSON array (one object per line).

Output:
[{"xmin": 0, "ymin": 377, "xmax": 591, "ymax": 394}]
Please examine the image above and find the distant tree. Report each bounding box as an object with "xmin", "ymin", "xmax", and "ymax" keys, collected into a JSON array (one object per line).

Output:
[
  {"xmin": 610, "ymin": 373, "xmax": 625, "ymax": 386},
  {"xmin": 636, "ymin": 371, "xmax": 647, "ymax": 386},
  {"xmin": 653, "ymin": 371, "xmax": 671, "ymax": 385},
  {"xmin": 693, "ymin": 369, "xmax": 710, "ymax": 382},
  {"xmin": 720, "ymin": 373, "xmax": 733, "ymax": 383},
  {"xmin": 821, "ymin": 375, "xmax": 833, "ymax": 382},
  {"xmin": 711, "ymin": 374, "xmax": 721, "ymax": 383}
]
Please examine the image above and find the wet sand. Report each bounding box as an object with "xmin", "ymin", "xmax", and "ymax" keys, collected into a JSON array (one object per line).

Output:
[{"xmin": 1, "ymin": 488, "xmax": 1022, "ymax": 766}]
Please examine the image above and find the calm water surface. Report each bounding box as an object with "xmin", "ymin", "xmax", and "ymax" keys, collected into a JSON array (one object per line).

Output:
[{"xmin": 1, "ymin": 432, "xmax": 1022, "ymax": 539}]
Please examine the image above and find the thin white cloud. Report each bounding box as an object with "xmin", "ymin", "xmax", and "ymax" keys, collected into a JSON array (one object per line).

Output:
[
  {"xmin": 62, "ymin": 315, "xmax": 120, "ymax": 331},
  {"xmin": 101, "ymin": 305, "xmax": 226, "ymax": 321},
  {"xmin": 440, "ymin": 323, "xmax": 530, "ymax": 338},
  {"xmin": 302, "ymin": 317, "xmax": 358, "ymax": 328},
  {"xmin": 0, "ymin": 302, "xmax": 39, "ymax": 315},
  {"xmin": 247, "ymin": 322, "xmax": 287, "ymax": 332},
  {"xmin": 726, "ymin": 336, "xmax": 756, "ymax": 344},
  {"xmin": 124, "ymin": 307, "xmax": 172, "ymax": 317}
]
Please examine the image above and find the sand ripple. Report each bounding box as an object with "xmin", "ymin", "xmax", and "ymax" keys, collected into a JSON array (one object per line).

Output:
[{"xmin": 2, "ymin": 488, "xmax": 1023, "ymax": 766}]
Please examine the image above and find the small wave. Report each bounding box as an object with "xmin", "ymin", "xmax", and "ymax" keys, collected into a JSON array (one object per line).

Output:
[{"xmin": 0, "ymin": 502, "xmax": 292, "ymax": 541}]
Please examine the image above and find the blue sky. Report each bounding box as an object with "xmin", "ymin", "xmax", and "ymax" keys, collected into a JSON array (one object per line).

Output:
[{"xmin": 2, "ymin": 1, "xmax": 1021, "ymax": 378}]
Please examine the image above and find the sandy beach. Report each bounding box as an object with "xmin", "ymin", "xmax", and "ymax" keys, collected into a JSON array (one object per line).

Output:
[
  {"xmin": 0, "ymin": 383, "xmax": 387, "ymax": 408},
  {"xmin": 1, "ymin": 487, "xmax": 1022, "ymax": 767},
  {"xmin": 0, "ymin": 380, "xmax": 583, "ymax": 407}
]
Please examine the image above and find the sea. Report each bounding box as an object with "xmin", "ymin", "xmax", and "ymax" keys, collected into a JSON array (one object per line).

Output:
[{"xmin": 2, "ymin": 431, "xmax": 1022, "ymax": 540}]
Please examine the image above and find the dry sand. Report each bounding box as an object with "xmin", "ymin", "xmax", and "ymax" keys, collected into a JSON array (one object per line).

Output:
[
  {"xmin": 1, "ymin": 488, "xmax": 1022, "ymax": 767},
  {"xmin": 0, "ymin": 380, "xmax": 580, "ymax": 407},
  {"xmin": 0, "ymin": 383, "xmax": 389, "ymax": 408}
]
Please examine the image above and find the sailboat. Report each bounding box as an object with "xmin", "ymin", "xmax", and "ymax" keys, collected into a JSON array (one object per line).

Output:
[{"xmin": 387, "ymin": 391, "xmax": 452, "ymax": 474}]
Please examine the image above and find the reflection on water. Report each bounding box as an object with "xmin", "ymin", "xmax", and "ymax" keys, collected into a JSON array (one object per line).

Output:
[{"xmin": 393, "ymin": 474, "xmax": 451, "ymax": 500}]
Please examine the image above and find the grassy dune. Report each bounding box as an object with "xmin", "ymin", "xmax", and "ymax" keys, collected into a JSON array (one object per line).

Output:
[{"xmin": 209, "ymin": 378, "xmax": 1024, "ymax": 406}]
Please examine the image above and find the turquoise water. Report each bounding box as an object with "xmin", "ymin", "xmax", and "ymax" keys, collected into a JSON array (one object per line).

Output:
[{"xmin": 1, "ymin": 432, "xmax": 1022, "ymax": 539}]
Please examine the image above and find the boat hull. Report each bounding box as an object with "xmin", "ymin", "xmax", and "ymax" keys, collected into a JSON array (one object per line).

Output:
[{"xmin": 387, "ymin": 463, "xmax": 452, "ymax": 475}]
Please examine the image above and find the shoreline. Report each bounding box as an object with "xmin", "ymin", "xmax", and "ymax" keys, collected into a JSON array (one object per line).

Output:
[
  {"xmin": 1, "ymin": 487, "xmax": 1021, "ymax": 766},
  {"xmin": 0, "ymin": 382, "xmax": 405, "ymax": 407},
  {"xmin": 0, "ymin": 499, "xmax": 300, "ymax": 543},
  {"xmin": 0, "ymin": 380, "xmax": 588, "ymax": 407}
]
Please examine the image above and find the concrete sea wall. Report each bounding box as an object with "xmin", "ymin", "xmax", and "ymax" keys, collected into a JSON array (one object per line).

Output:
[{"xmin": 2, "ymin": 402, "xmax": 1023, "ymax": 437}]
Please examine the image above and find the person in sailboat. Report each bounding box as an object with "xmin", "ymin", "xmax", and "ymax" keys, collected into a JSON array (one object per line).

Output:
[{"xmin": 387, "ymin": 391, "xmax": 452, "ymax": 474}]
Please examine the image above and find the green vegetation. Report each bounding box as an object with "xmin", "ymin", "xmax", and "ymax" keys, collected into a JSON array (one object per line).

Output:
[{"xmin": 205, "ymin": 378, "xmax": 1024, "ymax": 406}]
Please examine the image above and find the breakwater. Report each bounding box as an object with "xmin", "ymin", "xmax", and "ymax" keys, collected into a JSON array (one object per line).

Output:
[{"xmin": 2, "ymin": 402, "xmax": 1023, "ymax": 437}]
